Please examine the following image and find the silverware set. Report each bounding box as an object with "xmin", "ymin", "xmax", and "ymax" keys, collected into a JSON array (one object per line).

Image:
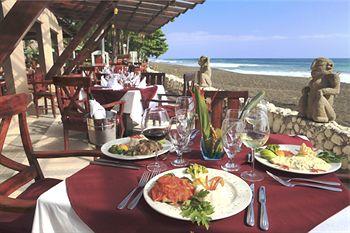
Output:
[
  {"xmin": 90, "ymin": 158, "xmax": 142, "ymax": 170},
  {"xmin": 246, "ymin": 184, "xmax": 269, "ymax": 231},
  {"xmin": 266, "ymin": 171, "xmax": 342, "ymax": 192},
  {"xmin": 117, "ymin": 169, "xmax": 161, "ymax": 210}
]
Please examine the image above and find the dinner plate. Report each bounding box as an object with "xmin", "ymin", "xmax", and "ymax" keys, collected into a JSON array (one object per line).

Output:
[
  {"xmin": 143, "ymin": 168, "xmax": 252, "ymax": 221},
  {"xmin": 255, "ymin": 144, "xmax": 342, "ymax": 175},
  {"xmin": 101, "ymin": 137, "xmax": 172, "ymax": 160}
]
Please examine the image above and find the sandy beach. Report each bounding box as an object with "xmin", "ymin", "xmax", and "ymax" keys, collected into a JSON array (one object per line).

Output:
[{"xmin": 151, "ymin": 62, "xmax": 350, "ymax": 127}]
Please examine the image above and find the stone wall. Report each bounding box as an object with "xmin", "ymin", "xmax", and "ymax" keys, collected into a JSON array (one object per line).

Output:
[
  {"xmin": 267, "ymin": 103, "xmax": 350, "ymax": 170},
  {"xmin": 160, "ymin": 71, "xmax": 350, "ymax": 170}
]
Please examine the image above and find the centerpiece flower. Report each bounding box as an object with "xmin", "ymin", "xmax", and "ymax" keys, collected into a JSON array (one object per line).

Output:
[{"xmin": 192, "ymin": 86, "xmax": 265, "ymax": 160}]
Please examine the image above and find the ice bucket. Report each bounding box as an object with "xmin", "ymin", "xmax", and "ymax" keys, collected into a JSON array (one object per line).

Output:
[{"xmin": 87, "ymin": 111, "xmax": 116, "ymax": 146}]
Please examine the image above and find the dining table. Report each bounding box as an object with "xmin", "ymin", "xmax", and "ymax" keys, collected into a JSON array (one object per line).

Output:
[
  {"xmin": 31, "ymin": 134, "xmax": 349, "ymax": 233},
  {"xmin": 91, "ymin": 85, "xmax": 167, "ymax": 125}
]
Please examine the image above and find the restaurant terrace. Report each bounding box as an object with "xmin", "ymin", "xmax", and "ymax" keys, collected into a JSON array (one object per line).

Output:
[{"xmin": 0, "ymin": 1, "xmax": 348, "ymax": 233}]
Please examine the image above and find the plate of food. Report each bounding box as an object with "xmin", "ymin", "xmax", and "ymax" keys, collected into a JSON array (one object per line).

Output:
[
  {"xmin": 101, "ymin": 135, "xmax": 172, "ymax": 160},
  {"xmin": 255, "ymin": 143, "xmax": 342, "ymax": 175},
  {"xmin": 143, "ymin": 164, "xmax": 252, "ymax": 230}
]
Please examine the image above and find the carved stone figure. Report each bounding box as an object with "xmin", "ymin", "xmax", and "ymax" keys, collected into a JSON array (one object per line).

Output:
[
  {"xmin": 197, "ymin": 56, "xmax": 212, "ymax": 87},
  {"xmin": 298, "ymin": 57, "xmax": 340, "ymax": 123}
]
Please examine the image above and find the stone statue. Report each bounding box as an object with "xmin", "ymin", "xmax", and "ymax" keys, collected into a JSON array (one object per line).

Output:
[
  {"xmin": 298, "ymin": 57, "xmax": 340, "ymax": 123},
  {"xmin": 197, "ymin": 56, "xmax": 212, "ymax": 87}
]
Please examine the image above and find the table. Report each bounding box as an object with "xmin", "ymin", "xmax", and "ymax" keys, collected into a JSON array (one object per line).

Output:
[
  {"xmin": 91, "ymin": 85, "xmax": 167, "ymax": 124},
  {"xmin": 32, "ymin": 134, "xmax": 349, "ymax": 233}
]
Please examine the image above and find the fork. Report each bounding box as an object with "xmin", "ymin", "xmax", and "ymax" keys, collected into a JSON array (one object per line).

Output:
[
  {"xmin": 127, "ymin": 168, "xmax": 161, "ymax": 209},
  {"xmin": 117, "ymin": 171, "xmax": 151, "ymax": 209},
  {"xmin": 266, "ymin": 171, "xmax": 342, "ymax": 192},
  {"xmin": 279, "ymin": 175, "xmax": 340, "ymax": 186}
]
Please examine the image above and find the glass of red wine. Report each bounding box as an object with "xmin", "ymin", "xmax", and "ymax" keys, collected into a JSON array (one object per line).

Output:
[{"xmin": 141, "ymin": 107, "xmax": 170, "ymax": 172}]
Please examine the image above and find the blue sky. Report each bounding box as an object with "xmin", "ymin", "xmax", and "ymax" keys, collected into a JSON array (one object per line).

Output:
[{"xmin": 161, "ymin": 0, "xmax": 350, "ymax": 58}]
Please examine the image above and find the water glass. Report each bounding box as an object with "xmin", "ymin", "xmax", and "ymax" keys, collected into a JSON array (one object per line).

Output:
[
  {"xmin": 221, "ymin": 118, "xmax": 244, "ymax": 172},
  {"xmin": 168, "ymin": 117, "xmax": 190, "ymax": 167}
]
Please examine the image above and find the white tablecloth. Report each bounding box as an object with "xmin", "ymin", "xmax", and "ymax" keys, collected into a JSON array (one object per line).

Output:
[
  {"xmin": 32, "ymin": 180, "xmax": 350, "ymax": 233},
  {"xmin": 120, "ymin": 85, "xmax": 167, "ymax": 125}
]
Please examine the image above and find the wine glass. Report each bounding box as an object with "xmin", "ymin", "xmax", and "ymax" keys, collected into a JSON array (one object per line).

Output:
[
  {"xmin": 175, "ymin": 96, "xmax": 196, "ymax": 152},
  {"xmin": 240, "ymin": 106, "xmax": 270, "ymax": 182},
  {"xmin": 141, "ymin": 107, "xmax": 170, "ymax": 172},
  {"xmin": 221, "ymin": 118, "xmax": 244, "ymax": 172},
  {"xmin": 168, "ymin": 117, "xmax": 190, "ymax": 167}
]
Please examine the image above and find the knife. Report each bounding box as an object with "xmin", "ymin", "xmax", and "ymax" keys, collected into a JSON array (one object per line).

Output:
[
  {"xmin": 97, "ymin": 158, "xmax": 143, "ymax": 168},
  {"xmin": 246, "ymin": 183, "xmax": 255, "ymax": 226},
  {"xmin": 259, "ymin": 186, "xmax": 269, "ymax": 231},
  {"xmin": 90, "ymin": 161, "xmax": 140, "ymax": 170}
]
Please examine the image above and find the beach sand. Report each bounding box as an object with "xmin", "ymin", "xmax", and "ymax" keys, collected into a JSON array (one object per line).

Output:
[{"xmin": 151, "ymin": 62, "xmax": 350, "ymax": 127}]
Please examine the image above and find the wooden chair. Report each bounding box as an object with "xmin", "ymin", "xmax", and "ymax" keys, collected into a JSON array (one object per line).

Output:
[
  {"xmin": 53, "ymin": 76, "xmax": 125, "ymax": 150},
  {"xmin": 32, "ymin": 71, "xmax": 56, "ymax": 118},
  {"xmin": 141, "ymin": 72, "xmax": 165, "ymax": 85},
  {"xmin": 0, "ymin": 93, "xmax": 101, "ymax": 233},
  {"xmin": 0, "ymin": 81, "xmax": 6, "ymax": 96},
  {"xmin": 183, "ymin": 73, "xmax": 196, "ymax": 96},
  {"xmin": 204, "ymin": 90, "xmax": 249, "ymax": 128}
]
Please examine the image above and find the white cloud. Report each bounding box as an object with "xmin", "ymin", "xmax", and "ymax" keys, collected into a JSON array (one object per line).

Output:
[
  {"xmin": 166, "ymin": 31, "xmax": 350, "ymax": 44},
  {"xmin": 298, "ymin": 33, "xmax": 350, "ymax": 39},
  {"xmin": 166, "ymin": 31, "xmax": 288, "ymax": 43}
]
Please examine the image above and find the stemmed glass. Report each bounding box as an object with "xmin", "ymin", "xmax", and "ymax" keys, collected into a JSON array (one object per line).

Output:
[
  {"xmin": 240, "ymin": 106, "xmax": 270, "ymax": 182},
  {"xmin": 141, "ymin": 107, "xmax": 170, "ymax": 172},
  {"xmin": 175, "ymin": 96, "xmax": 196, "ymax": 152},
  {"xmin": 168, "ymin": 117, "xmax": 191, "ymax": 167},
  {"xmin": 221, "ymin": 114, "xmax": 244, "ymax": 172}
]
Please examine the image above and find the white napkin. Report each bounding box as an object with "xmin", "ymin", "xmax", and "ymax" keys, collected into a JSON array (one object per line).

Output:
[
  {"xmin": 132, "ymin": 75, "xmax": 141, "ymax": 86},
  {"xmin": 89, "ymin": 99, "xmax": 106, "ymax": 120},
  {"xmin": 137, "ymin": 77, "xmax": 147, "ymax": 88},
  {"xmin": 100, "ymin": 76, "xmax": 108, "ymax": 87},
  {"xmin": 107, "ymin": 76, "xmax": 123, "ymax": 90},
  {"xmin": 79, "ymin": 89, "xmax": 87, "ymax": 100}
]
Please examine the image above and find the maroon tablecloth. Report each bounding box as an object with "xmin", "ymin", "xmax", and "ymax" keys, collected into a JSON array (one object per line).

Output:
[
  {"xmin": 66, "ymin": 134, "xmax": 349, "ymax": 233},
  {"xmin": 91, "ymin": 86, "xmax": 158, "ymax": 107}
]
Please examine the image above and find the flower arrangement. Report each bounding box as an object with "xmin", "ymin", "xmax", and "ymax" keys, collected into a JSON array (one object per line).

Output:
[{"xmin": 192, "ymin": 86, "xmax": 265, "ymax": 159}]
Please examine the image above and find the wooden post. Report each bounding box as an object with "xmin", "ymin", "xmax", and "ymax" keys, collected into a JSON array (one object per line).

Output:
[
  {"xmin": 45, "ymin": 1, "xmax": 110, "ymax": 80},
  {"xmin": 0, "ymin": 0, "xmax": 48, "ymax": 64},
  {"xmin": 78, "ymin": 26, "xmax": 111, "ymax": 67},
  {"xmin": 64, "ymin": 14, "xmax": 113, "ymax": 73}
]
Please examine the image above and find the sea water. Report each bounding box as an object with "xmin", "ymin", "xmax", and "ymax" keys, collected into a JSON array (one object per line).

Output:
[{"xmin": 152, "ymin": 58, "xmax": 350, "ymax": 84}]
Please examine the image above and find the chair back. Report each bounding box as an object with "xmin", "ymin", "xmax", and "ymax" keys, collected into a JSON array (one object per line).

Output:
[
  {"xmin": 52, "ymin": 76, "xmax": 91, "ymax": 121},
  {"xmin": 0, "ymin": 81, "xmax": 6, "ymax": 96},
  {"xmin": 114, "ymin": 65, "xmax": 128, "ymax": 73},
  {"xmin": 0, "ymin": 93, "xmax": 44, "ymax": 201},
  {"xmin": 32, "ymin": 70, "xmax": 47, "ymax": 94},
  {"xmin": 141, "ymin": 72, "xmax": 165, "ymax": 85},
  {"xmin": 183, "ymin": 74, "xmax": 196, "ymax": 95},
  {"xmin": 204, "ymin": 90, "xmax": 249, "ymax": 128}
]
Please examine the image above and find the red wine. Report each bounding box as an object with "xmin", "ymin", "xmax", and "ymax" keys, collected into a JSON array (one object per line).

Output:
[{"xmin": 143, "ymin": 128, "xmax": 168, "ymax": 141}]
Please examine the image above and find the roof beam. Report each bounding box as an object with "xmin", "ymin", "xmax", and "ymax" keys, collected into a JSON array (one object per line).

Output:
[
  {"xmin": 64, "ymin": 13, "xmax": 113, "ymax": 73},
  {"xmin": 0, "ymin": 0, "xmax": 49, "ymax": 64},
  {"xmin": 125, "ymin": 1, "xmax": 143, "ymax": 29},
  {"xmin": 138, "ymin": 1, "xmax": 174, "ymax": 33},
  {"xmin": 45, "ymin": 1, "xmax": 111, "ymax": 80}
]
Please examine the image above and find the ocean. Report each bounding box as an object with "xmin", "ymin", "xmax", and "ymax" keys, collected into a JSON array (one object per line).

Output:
[{"xmin": 152, "ymin": 58, "xmax": 350, "ymax": 84}]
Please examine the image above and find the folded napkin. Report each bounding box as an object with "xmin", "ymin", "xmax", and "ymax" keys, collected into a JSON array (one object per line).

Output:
[
  {"xmin": 89, "ymin": 99, "xmax": 106, "ymax": 120},
  {"xmin": 107, "ymin": 76, "xmax": 123, "ymax": 90},
  {"xmin": 137, "ymin": 77, "xmax": 147, "ymax": 88},
  {"xmin": 100, "ymin": 76, "xmax": 108, "ymax": 87},
  {"xmin": 79, "ymin": 89, "xmax": 87, "ymax": 100},
  {"xmin": 132, "ymin": 75, "xmax": 141, "ymax": 86}
]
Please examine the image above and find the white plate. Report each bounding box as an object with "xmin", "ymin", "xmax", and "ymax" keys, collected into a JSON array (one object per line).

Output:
[
  {"xmin": 255, "ymin": 144, "xmax": 342, "ymax": 175},
  {"xmin": 101, "ymin": 137, "xmax": 172, "ymax": 160},
  {"xmin": 143, "ymin": 168, "xmax": 252, "ymax": 221}
]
